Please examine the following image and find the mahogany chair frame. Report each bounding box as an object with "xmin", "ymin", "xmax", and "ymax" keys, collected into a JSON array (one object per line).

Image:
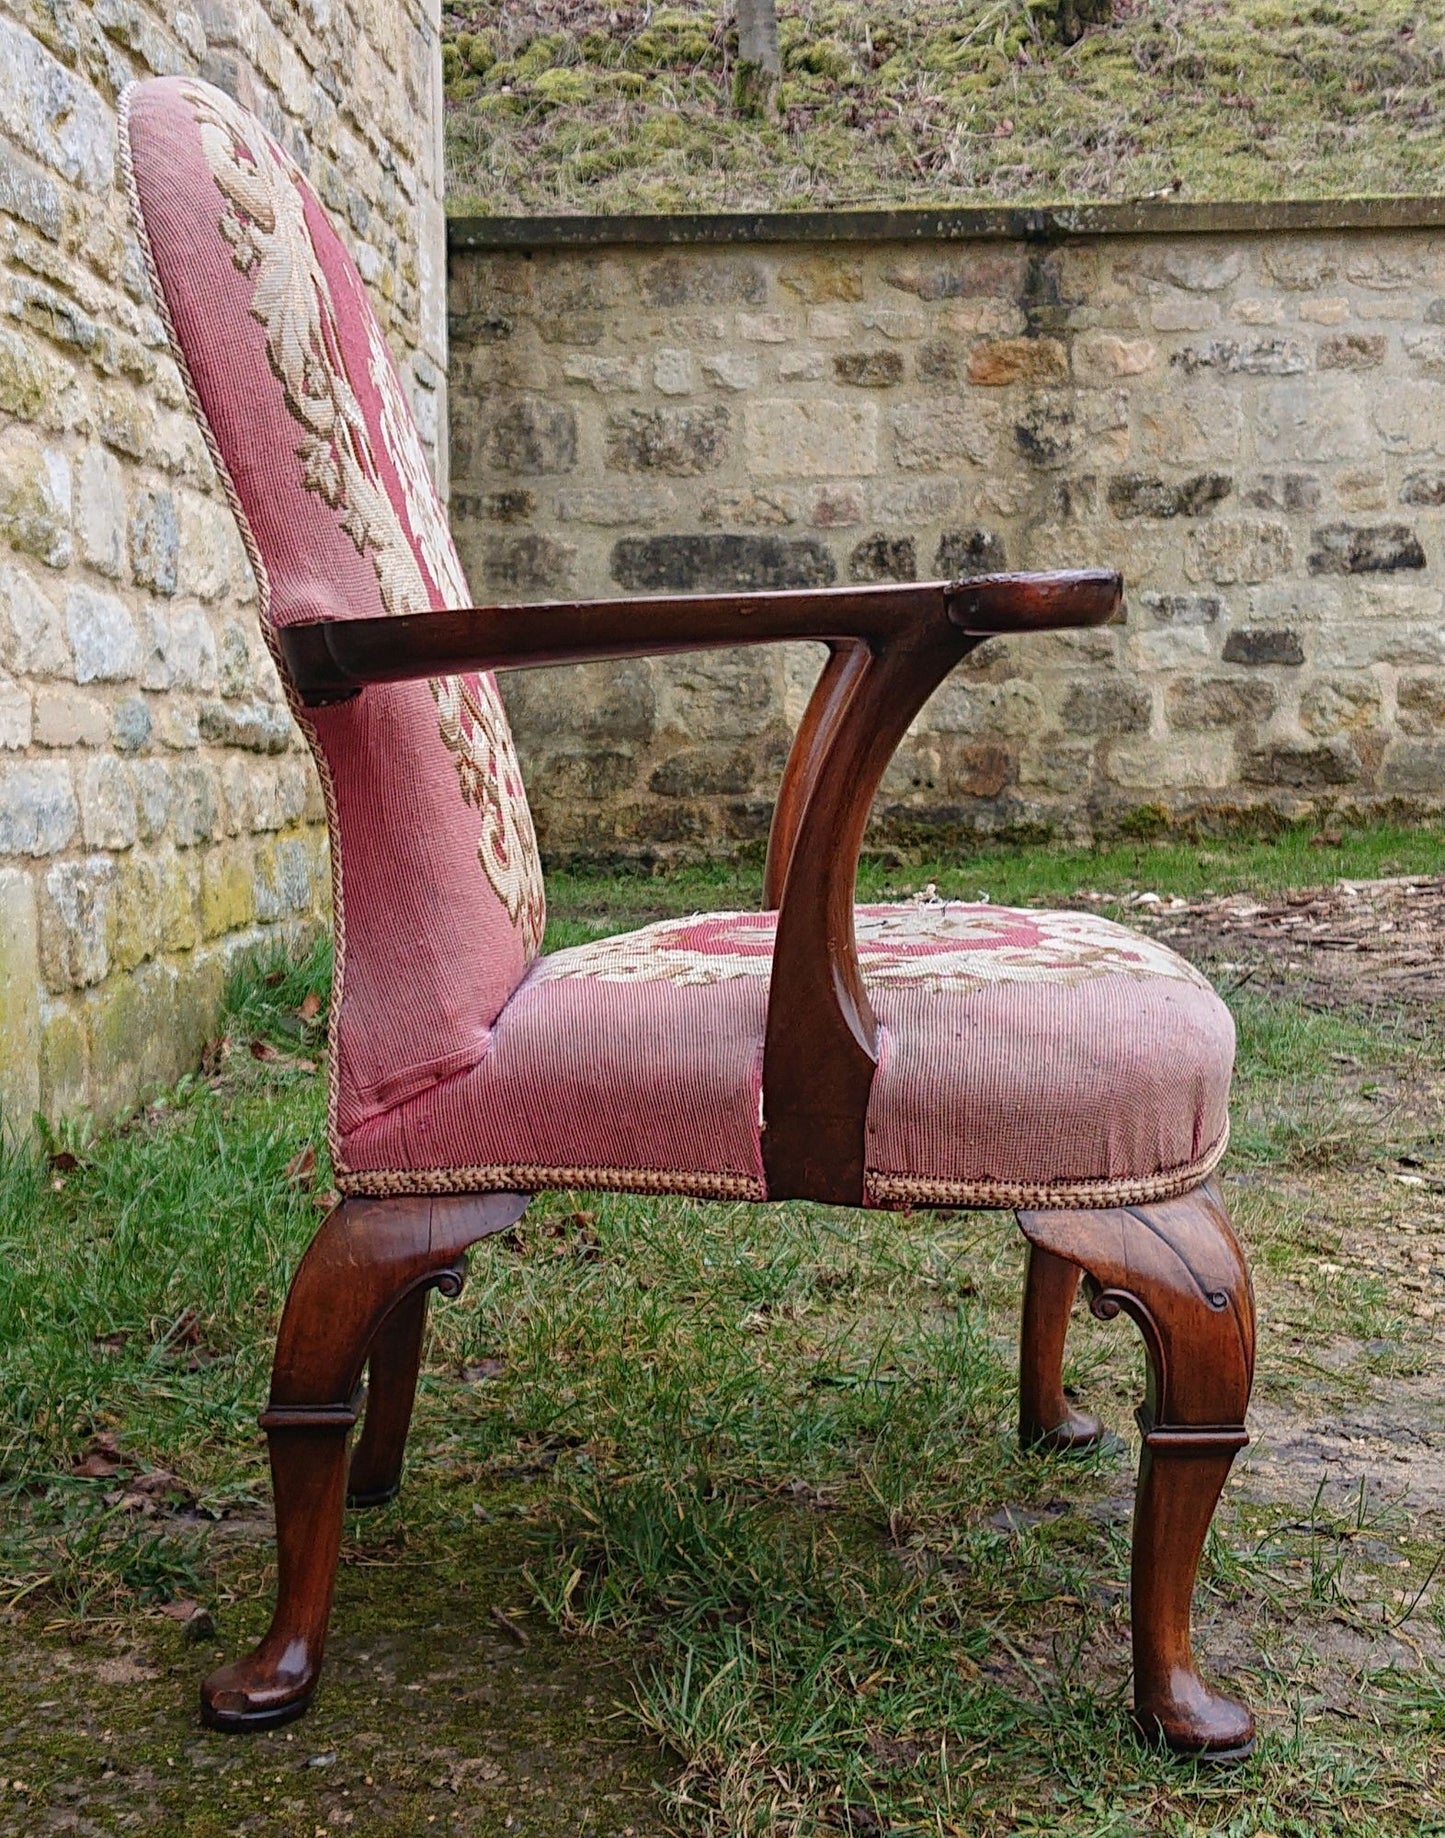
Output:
[{"xmin": 203, "ymin": 570, "xmax": 1255, "ymax": 1761}]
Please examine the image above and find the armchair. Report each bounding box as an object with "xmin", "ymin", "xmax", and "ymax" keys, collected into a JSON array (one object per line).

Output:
[{"xmin": 124, "ymin": 77, "xmax": 1255, "ymax": 1760}]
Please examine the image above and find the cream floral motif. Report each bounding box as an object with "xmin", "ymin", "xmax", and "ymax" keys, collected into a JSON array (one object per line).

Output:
[
  {"xmin": 183, "ymin": 81, "xmax": 544, "ymax": 958},
  {"xmin": 531, "ymin": 905, "xmax": 1213, "ymax": 995}
]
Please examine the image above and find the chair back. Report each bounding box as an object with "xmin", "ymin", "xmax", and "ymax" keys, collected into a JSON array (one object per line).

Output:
[{"xmin": 123, "ymin": 77, "xmax": 545, "ymax": 1139}]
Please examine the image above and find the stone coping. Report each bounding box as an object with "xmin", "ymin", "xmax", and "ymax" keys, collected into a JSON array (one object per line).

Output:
[{"xmin": 448, "ymin": 196, "xmax": 1445, "ymax": 254}]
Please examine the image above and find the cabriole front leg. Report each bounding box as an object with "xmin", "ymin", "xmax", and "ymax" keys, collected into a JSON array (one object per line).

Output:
[
  {"xmin": 201, "ymin": 1192, "xmax": 528, "ymax": 1733},
  {"xmin": 1016, "ymin": 1179, "xmax": 1256, "ymax": 1759}
]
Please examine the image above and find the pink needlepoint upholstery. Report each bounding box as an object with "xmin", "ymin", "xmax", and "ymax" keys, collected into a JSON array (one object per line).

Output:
[
  {"xmin": 122, "ymin": 78, "xmax": 545, "ymax": 1136},
  {"xmin": 341, "ymin": 904, "xmax": 1233, "ymax": 1210}
]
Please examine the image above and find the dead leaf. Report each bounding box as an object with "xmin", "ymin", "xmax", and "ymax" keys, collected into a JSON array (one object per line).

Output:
[
  {"xmin": 460, "ymin": 1357, "xmax": 506, "ymax": 1383},
  {"xmin": 72, "ymin": 1451, "xmax": 123, "ymax": 1480},
  {"xmin": 298, "ymin": 991, "xmax": 322, "ymax": 1023},
  {"xmin": 249, "ymin": 1039, "xmax": 281, "ymax": 1061},
  {"xmin": 93, "ymin": 1332, "xmax": 128, "ymax": 1357},
  {"xmin": 284, "ymin": 1143, "xmax": 317, "ymax": 1186},
  {"xmin": 158, "ymin": 1599, "xmax": 203, "ymax": 1622},
  {"xmin": 48, "ymin": 1149, "xmax": 80, "ymax": 1173},
  {"xmin": 313, "ymin": 1188, "xmax": 341, "ymax": 1214}
]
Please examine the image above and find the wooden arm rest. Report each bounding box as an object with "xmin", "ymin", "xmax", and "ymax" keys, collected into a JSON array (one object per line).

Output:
[
  {"xmin": 277, "ymin": 571, "xmax": 1120, "ymax": 705},
  {"xmin": 281, "ymin": 568, "xmax": 1122, "ymax": 1204}
]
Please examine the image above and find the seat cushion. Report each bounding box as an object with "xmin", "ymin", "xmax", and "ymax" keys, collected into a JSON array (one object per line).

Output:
[{"xmin": 338, "ymin": 903, "xmax": 1233, "ymax": 1210}]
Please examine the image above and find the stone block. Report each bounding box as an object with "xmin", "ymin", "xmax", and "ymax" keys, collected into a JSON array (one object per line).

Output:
[
  {"xmin": 874, "ymin": 479, "xmax": 962, "ymax": 522},
  {"xmin": 201, "ymin": 845, "xmax": 256, "ymax": 938},
  {"xmin": 834, "ymin": 350, "xmax": 905, "ymax": 389},
  {"xmin": 778, "ymin": 350, "xmax": 825, "ymax": 383},
  {"xmin": 129, "ymin": 488, "xmax": 179, "ymax": 595},
  {"xmin": 79, "ymin": 755, "xmax": 137, "ymax": 849},
  {"xmin": 176, "ymin": 492, "xmax": 238, "ymax": 601},
  {"xmin": 111, "ymin": 695, "xmax": 152, "ymax": 752},
  {"xmin": 1242, "ymin": 738, "xmax": 1359, "ymax": 788},
  {"xmin": 1300, "ymin": 674, "xmax": 1383, "ymax": 737},
  {"xmin": 0, "ymin": 676, "xmax": 29, "ymax": 749},
  {"xmin": 1138, "ymin": 389, "xmax": 1244, "ymax": 465},
  {"xmin": 847, "ymin": 534, "xmax": 916, "ymax": 583},
  {"xmin": 1166, "ymin": 677, "xmax": 1278, "ymax": 730},
  {"xmin": 1403, "ymin": 331, "xmax": 1445, "ymax": 380},
  {"xmin": 1396, "ymin": 672, "xmax": 1445, "ymax": 736},
  {"xmin": 891, "ymin": 400, "xmax": 997, "ymax": 472},
  {"xmin": 75, "ymin": 446, "xmax": 128, "ymax": 579},
  {"xmin": 698, "ymin": 487, "xmax": 800, "ymax": 528},
  {"xmin": 967, "ymin": 338, "xmax": 1068, "ymax": 387},
  {"xmin": 809, "ymin": 484, "xmax": 865, "ymax": 529},
  {"xmin": 650, "ymin": 742, "xmax": 762, "ymax": 799},
  {"xmin": 1382, "ymin": 739, "xmax": 1445, "ymax": 795},
  {"xmin": 253, "ymin": 834, "xmax": 318, "ymax": 920},
  {"xmin": 607, "ymin": 406, "xmax": 730, "ymax": 475},
  {"xmin": 1107, "ymin": 734, "xmax": 1235, "ymax": 791},
  {"xmin": 2, "ymin": 564, "xmax": 66, "ymax": 674},
  {"xmin": 1060, "ymin": 679, "xmax": 1150, "ymax": 736},
  {"xmin": 171, "ymin": 760, "xmax": 219, "ymax": 847},
  {"xmin": 562, "ymin": 354, "xmax": 645, "ymax": 393},
  {"xmin": 484, "ymin": 397, "xmax": 578, "ymax": 475},
  {"xmin": 197, "ymin": 699, "xmax": 294, "ymax": 753},
  {"xmin": 1319, "ymin": 333, "xmax": 1387, "ymax": 371},
  {"xmin": 38, "ymin": 996, "xmax": 87, "ymax": 1121},
  {"xmin": 556, "ymin": 487, "xmax": 678, "ymax": 526},
  {"xmin": 40, "ymin": 855, "xmax": 114, "ymax": 988},
  {"xmin": 749, "ymin": 399, "xmax": 877, "ymax": 479},
  {"xmin": 652, "ymin": 349, "xmax": 693, "ymax": 395},
  {"xmin": 146, "ymin": 603, "xmax": 219, "ymax": 690},
  {"xmin": 1185, "ymin": 518, "xmax": 1293, "ymax": 585},
  {"xmin": 1401, "ymin": 472, "xmax": 1445, "ymax": 508},
  {"xmin": 779, "ymin": 259, "xmax": 863, "ymax": 304},
  {"xmin": 1222, "ymin": 628, "xmax": 1304, "ymax": 666},
  {"xmin": 1138, "ymin": 592, "xmax": 1224, "ymax": 625},
  {"xmin": 700, "ymin": 353, "xmax": 759, "ymax": 392},
  {"xmin": 474, "ymin": 532, "xmax": 576, "ymax": 594},
  {"xmin": 884, "ymin": 255, "xmax": 1024, "ymax": 301},
  {"xmin": 112, "ymin": 855, "xmax": 162, "ymax": 972},
  {"xmin": 638, "ymin": 257, "xmax": 765, "ymax": 308},
  {"xmin": 737, "ymin": 313, "xmax": 789, "ymax": 344},
  {"xmin": 1241, "ymin": 473, "xmax": 1320, "ymax": 513},
  {"xmin": 0, "ymin": 868, "xmax": 40, "ymax": 1132},
  {"xmin": 1107, "ymin": 473, "xmax": 1232, "ymax": 520},
  {"xmin": 0, "ymin": 17, "xmax": 114, "ymax": 191},
  {"xmin": 86, "ymin": 961, "xmax": 184, "ymax": 1121},
  {"xmin": 0, "ymin": 758, "xmax": 76, "ymax": 854},
  {"xmin": 936, "ymin": 528, "xmax": 1007, "ymax": 577},
  {"xmin": 0, "ymin": 429, "xmax": 71, "ymax": 568},
  {"xmin": 1171, "ymin": 337, "xmax": 1309, "ymax": 376},
  {"xmin": 66, "ymin": 583, "xmax": 138, "ymax": 683},
  {"xmin": 610, "ymin": 534, "xmax": 835, "ymax": 593},
  {"xmin": 1307, "ymin": 523, "xmax": 1426, "ymax": 575},
  {"xmin": 1072, "ymin": 333, "xmax": 1157, "ymax": 382}
]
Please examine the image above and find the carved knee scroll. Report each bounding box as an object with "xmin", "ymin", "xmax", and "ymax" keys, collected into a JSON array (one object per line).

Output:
[{"xmin": 1016, "ymin": 1180, "xmax": 1257, "ymax": 1759}]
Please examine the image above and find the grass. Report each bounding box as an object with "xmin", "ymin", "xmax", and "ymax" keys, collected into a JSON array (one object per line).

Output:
[
  {"xmin": 441, "ymin": 0, "xmax": 1445, "ymax": 215},
  {"xmin": 2, "ymin": 822, "xmax": 1445, "ymax": 1833}
]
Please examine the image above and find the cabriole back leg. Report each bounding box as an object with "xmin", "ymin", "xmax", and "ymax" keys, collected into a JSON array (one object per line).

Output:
[
  {"xmin": 347, "ymin": 1285, "xmax": 431, "ymax": 1508},
  {"xmin": 1017, "ymin": 1179, "xmax": 1256, "ymax": 1759},
  {"xmin": 1018, "ymin": 1239, "xmax": 1107, "ymax": 1452},
  {"xmin": 201, "ymin": 1192, "xmax": 527, "ymax": 1732}
]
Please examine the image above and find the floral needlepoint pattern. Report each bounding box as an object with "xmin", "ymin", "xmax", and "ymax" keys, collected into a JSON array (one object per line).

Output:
[
  {"xmin": 532, "ymin": 903, "xmax": 1214, "ymax": 994},
  {"xmin": 183, "ymin": 80, "xmax": 545, "ymax": 957}
]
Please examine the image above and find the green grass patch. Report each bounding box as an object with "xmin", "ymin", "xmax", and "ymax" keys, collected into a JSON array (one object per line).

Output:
[
  {"xmin": 3, "ymin": 826, "xmax": 1445, "ymax": 1832},
  {"xmin": 443, "ymin": 0, "xmax": 1445, "ymax": 214}
]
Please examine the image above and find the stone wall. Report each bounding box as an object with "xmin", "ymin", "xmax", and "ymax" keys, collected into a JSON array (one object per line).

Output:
[
  {"xmin": 0, "ymin": 0, "xmax": 447, "ymax": 1130},
  {"xmin": 448, "ymin": 211, "xmax": 1445, "ymax": 864}
]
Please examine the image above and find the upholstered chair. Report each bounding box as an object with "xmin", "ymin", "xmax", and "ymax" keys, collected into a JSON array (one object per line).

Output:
[{"xmin": 123, "ymin": 76, "xmax": 1256, "ymax": 1759}]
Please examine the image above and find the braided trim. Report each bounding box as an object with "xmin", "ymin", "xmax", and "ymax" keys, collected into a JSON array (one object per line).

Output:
[
  {"xmin": 335, "ymin": 1124, "xmax": 1227, "ymax": 1212},
  {"xmin": 337, "ymin": 1161, "xmax": 767, "ymax": 1202},
  {"xmin": 863, "ymin": 1124, "xmax": 1229, "ymax": 1213},
  {"xmin": 120, "ymin": 83, "xmax": 349, "ymax": 1165}
]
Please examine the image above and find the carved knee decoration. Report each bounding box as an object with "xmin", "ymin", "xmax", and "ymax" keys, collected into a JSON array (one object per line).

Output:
[{"xmin": 1017, "ymin": 1179, "xmax": 1256, "ymax": 1759}]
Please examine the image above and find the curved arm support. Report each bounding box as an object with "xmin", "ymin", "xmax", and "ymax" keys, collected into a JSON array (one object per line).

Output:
[
  {"xmin": 760, "ymin": 624, "xmax": 979, "ymax": 1201},
  {"xmin": 762, "ymin": 640, "xmax": 869, "ymax": 911}
]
